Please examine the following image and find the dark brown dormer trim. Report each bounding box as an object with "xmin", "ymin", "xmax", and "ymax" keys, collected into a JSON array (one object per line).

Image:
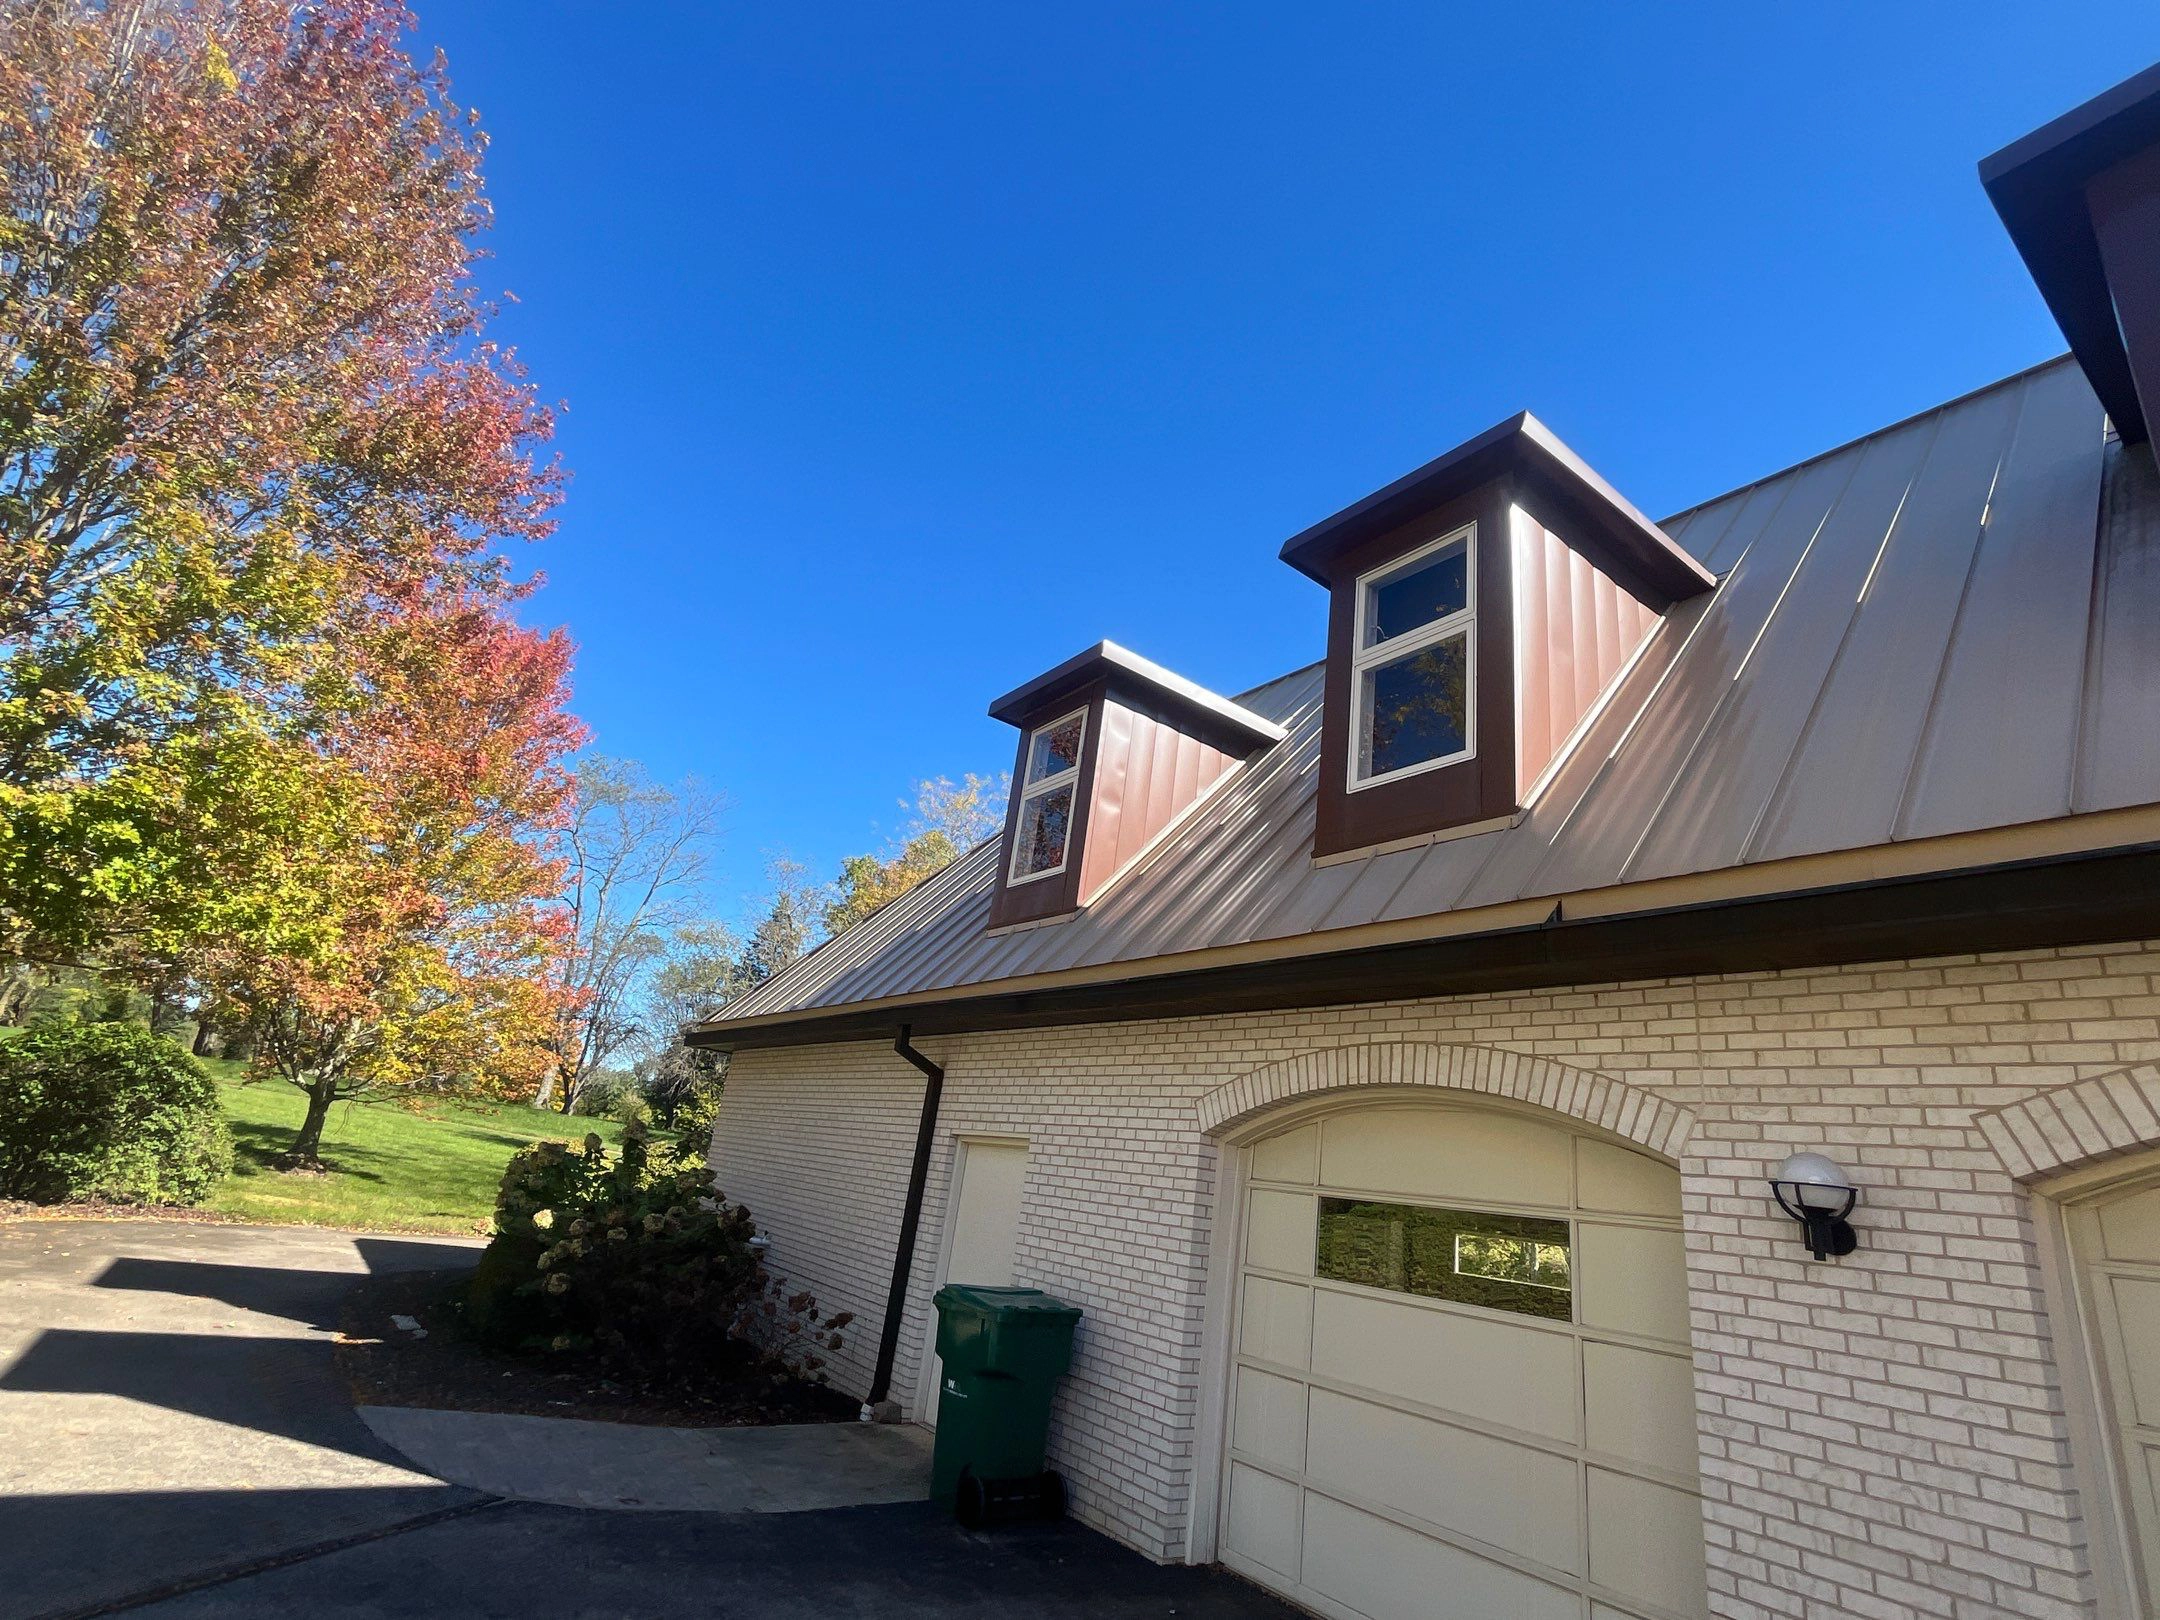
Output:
[
  {"xmin": 1279, "ymin": 412, "xmax": 1716, "ymax": 607},
  {"xmin": 1312, "ymin": 483, "xmax": 1518, "ymax": 858}
]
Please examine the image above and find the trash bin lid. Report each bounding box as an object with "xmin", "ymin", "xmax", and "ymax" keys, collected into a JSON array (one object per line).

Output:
[{"xmin": 934, "ymin": 1284, "xmax": 1082, "ymax": 1321}]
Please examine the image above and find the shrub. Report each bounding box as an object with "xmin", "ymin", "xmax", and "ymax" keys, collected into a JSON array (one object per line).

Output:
[
  {"xmin": 606, "ymin": 1088, "xmax": 651, "ymax": 1129},
  {"xmin": 467, "ymin": 1123, "xmax": 849, "ymax": 1383},
  {"xmin": 0, "ymin": 1023, "xmax": 234, "ymax": 1205}
]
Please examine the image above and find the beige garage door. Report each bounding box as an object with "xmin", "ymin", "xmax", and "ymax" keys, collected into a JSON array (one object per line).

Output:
[
  {"xmin": 2065, "ymin": 1175, "xmax": 2160, "ymax": 1611},
  {"xmin": 1221, "ymin": 1102, "xmax": 1707, "ymax": 1620}
]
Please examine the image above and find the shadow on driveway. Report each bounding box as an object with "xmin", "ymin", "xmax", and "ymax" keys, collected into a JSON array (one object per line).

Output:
[
  {"xmin": 2, "ymin": 1485, "xmax": 476, "ymax": 1620},
  {"xmin": 87, "ymin": 1236, "xmax": 473, "ymax": 1332},
  {"xmin": 5, "ymin": 1225, "xmax": 1297, "ymax": 1620},
  {"xmin": 5, "ymin": 1326, "xmax": 418, "ymax": 1459}
]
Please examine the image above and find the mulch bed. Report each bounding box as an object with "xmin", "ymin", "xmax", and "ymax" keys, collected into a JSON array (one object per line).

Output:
[
  {"xmin": 336, "ymin": 1267, "xmax": 858, "ymax": 1429},
  {"xmin": 0, "ymin": 1199, "xmax": 249, "ymax": 1225}
]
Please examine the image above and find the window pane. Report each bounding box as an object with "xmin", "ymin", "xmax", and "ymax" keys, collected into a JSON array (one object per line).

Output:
[
  {"xmin": 1363, "ymin": 540, "xmax": 1468, "ymax": 648},
  {"xmin": 1012, "ymin": 783, "xmax": 1074, "ymax": 876},
  {"xmin": 1358, "ymin": 632, "xmax": 1468, "ymax": 779},
  {"xmin": 1316, "ymin": 1198, "xmax": 1572, "ymax": 1322},
  {"xmin": 1026, "ymin": 714, "xmax": 1085, "ymax": 784}
]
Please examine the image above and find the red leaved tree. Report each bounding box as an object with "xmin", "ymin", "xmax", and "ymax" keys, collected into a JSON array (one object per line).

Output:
[{"xmin": 204, "ymin": 582, "xmax": 587, "ymax": 1164}]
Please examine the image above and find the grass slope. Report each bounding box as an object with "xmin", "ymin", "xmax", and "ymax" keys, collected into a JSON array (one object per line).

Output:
[{"xmin": 204, "ymin": 1063, "xmax": 657, "ymax": 1234}]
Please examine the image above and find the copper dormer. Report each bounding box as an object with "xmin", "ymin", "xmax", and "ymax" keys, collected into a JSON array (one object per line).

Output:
[
  {"xmin": 985, "ymin": 641, "xmax": 1285, "ymax": 932},
  {"xmin": 1282, "ymin": 412, "xmax": 1716, "ymax": 861}
]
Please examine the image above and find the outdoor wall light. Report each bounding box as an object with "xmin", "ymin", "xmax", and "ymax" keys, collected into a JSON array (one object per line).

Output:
[{"xmin": 1769, "ymin": 1152, "xmax": 1860, "ymax": 1260}]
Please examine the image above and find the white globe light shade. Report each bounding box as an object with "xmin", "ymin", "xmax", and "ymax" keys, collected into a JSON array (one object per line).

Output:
[{"xmin": 1774, "ymin": 1151, "xmax": 1854, "ymax": 1211}]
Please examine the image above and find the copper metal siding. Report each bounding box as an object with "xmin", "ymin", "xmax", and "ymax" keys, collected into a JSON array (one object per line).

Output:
[
  {"xmin": 1074, "ymin": 700, "xmax": 1238, "ymax": 907},
  {"xmin": 1075, "ymin": 700, "xmax": 1135, "ymax": 904},
  {"xmin": 1512, "ymin": 513, "xmax": 1662, "ymax": 800},
  {"xmin": 705, "ymin": 357, "xmax": 2160, "ymax": 1028}
]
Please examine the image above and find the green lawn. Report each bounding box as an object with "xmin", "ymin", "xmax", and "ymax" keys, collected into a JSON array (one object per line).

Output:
[{"xmin": 204, "ymin": 1064, "xmax": 659, "ymax": 1234}]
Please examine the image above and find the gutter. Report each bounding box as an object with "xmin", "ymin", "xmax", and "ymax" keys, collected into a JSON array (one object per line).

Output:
[{"xmin": 861, "ymin": 1024, "xmax": 944, "ymax": 1421}]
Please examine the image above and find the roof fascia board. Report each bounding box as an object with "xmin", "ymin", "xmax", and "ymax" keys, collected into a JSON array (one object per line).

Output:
[{"xmin": 1980, "ymin": 61, "xmax": 2160, "ymax": 444}]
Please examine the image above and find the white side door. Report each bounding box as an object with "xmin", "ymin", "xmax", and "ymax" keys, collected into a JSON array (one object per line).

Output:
[{"xmin": 919, "ymin": 1137, "xmax": 1027, "ymax": 1425}]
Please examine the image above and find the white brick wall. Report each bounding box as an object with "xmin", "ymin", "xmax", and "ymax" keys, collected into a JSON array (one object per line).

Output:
[{"xmin": 710, "ymin": 938, "xmax": 2160, "ymax": 1616}]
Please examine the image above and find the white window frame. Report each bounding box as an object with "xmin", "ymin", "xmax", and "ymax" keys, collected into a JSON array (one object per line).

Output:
[
  {"xmin": 1008, "ymin": 706, "xmax": 1087, "ymax": 885},
  {"xmin": 1347, "ymin": 523, "xmax": 1478, "ymax": 792}
]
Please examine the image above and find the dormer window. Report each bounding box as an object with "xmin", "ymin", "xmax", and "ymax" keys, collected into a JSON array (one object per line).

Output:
[
  {"xmin": 1280, "ymin": 413, "xmax": 1717, "ymax": 862},
  {"xmin": 1351, "ymin": 526, "xmax": 1476, "ymax": 789},
  {"xmin": 984, "ymin": 642, "xmax": 1287, "ymax": 931},
  {"xmin": 1010, "ymin": 708, "xmax": 1086, "ymax": 882}
]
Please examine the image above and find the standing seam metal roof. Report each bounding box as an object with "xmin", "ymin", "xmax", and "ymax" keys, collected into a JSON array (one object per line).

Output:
[{"xmin": 709, "ymin": 356, "xmax": 2159, "ymax": 1027}]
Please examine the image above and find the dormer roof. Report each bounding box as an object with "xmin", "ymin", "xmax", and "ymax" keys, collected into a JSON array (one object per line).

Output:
[
  {"xmin": 988, "ymin": 640, "xmax": 1286, "ymax": 752},
  {"xmin": 982, "ymin": 640, "xmax": 1284, "ymax": 932},
  {"xmin": 1278, "ymin": 412, "xmax": 1717, "ymax": 607}
]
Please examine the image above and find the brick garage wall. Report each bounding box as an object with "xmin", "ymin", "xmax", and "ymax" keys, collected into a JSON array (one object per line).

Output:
[
  {"xmin": 711, "ymin": 939, "xmax": 2160, "ymax": 1615},
  {"xmin": 707, "ymin": 1040, "xmax": 924, "ymax": 1398}
]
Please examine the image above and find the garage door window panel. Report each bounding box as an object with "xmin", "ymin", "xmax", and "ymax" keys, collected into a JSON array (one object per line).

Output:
[{"xmin": 1318, "ymin": 1197, "xmax": 1572, "ymax": 1323}]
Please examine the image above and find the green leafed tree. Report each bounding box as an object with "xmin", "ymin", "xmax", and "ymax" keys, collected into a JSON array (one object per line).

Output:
[
  {"xmin": 0, "ymin": 0, "xmax": 559, "ymax": 974},
  {"xmin": 633, "ymin": 922, "xmax": 748, "ymax": 1127}
]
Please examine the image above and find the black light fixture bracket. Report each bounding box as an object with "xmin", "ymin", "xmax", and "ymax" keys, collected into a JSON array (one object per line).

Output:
[{"xmin": 1770, "ymin": 1180, "xmax": 1859, "ymax": 1260}]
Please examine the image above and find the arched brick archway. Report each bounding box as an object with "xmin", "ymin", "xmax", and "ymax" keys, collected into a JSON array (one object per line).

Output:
[
  {"xmin": 1976, "ymin": 1061, "xmax": 2160, "ymax": 1182},
  {"xmin": 1194, "ymin": 1040, "xmax": 1696, "ymax": 1160}
]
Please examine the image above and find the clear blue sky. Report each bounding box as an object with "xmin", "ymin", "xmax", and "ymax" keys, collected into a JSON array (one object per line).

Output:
[{"xmin": 409, "ymin": 3, "xmax": 2160, "ymax": 921}]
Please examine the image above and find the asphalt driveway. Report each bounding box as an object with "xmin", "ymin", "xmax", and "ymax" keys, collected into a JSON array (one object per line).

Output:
[
  {"xmin": 0, "ymin": 1220, "xmax": 1294, "ymax": 1620},
  {"xmin": 0, "ymin": 1220, "xmax": 482, "ymax": 1619}
]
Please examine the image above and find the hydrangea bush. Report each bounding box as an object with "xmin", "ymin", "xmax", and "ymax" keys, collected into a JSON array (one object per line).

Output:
[{"xmin": 467, "ymin": 1121, "xmax": 848, "ymax": 1385}]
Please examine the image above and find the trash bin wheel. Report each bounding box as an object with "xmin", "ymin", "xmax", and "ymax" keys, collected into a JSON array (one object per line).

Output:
[
  {"xmin": 1038, "ymin": 1469, "xmax": 1066, "ymax": 1521},
  {"xmin": 955, "ymin": 1471, "xmax": 988, "ymax": 1529}
]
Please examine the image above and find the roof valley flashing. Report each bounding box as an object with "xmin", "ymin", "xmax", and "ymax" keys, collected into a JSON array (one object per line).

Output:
[{"xmin": 694, "ymin": 61, "xmax": 2160, "ymax": 1051}]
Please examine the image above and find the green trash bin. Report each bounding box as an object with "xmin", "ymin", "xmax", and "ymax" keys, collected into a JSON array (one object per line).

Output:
[{"xmin": 930, "ymin": 1284, "xmax": 1081, "ymax": 1524}]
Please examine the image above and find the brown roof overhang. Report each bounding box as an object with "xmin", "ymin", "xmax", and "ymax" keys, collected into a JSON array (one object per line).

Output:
[
  {"xmin": 1981, "ymin": 60, "xmax": 2160, "ymax": 445},
  {"xmin": 987, "ymin": 639, "xmax": 1287, "ymax": 752},
  {"xmin": 1277, "ymin": 412, "xmax": 1718, "ymax": 607},
  {"xmin": 688, "ymin": 840, "xmax": 2160, "ymax": 1052}
]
